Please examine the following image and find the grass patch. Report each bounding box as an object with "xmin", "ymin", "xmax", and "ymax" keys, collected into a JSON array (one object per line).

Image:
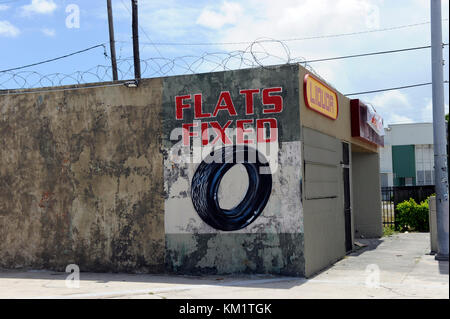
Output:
[{"xmin": 383, "ymin": 225, "xmax": 397, "ymax": 237}]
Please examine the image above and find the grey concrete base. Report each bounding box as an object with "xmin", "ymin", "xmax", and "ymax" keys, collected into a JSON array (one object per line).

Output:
[
  {"xmin": 165, "ymin": 233, "xmax": 305, "ymax": 276},
  {"xmin": 435, "ymin": 254, "xmax": 449, "ymax": 261},
  {"xmin": 0, "ymin": 233, "xmax": 447, "ymax": 299}
]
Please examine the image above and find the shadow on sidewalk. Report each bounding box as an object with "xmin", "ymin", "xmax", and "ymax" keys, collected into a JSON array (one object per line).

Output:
[
  {"xmin": 347, "ymin": 238, "xmax": 384, "ymax": 257},
  {"xmin": 0, "ymin": 268, "xmax": 306, "ymax": 291},
  {"xmin": 438, "ymin": 261, "xmax": 449, "ymax": 275}
]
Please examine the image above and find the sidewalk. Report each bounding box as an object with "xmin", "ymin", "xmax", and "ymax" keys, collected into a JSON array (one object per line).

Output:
[{"xmin": 0, "ymin": 232, "xmax": 448, "ymax": 299}]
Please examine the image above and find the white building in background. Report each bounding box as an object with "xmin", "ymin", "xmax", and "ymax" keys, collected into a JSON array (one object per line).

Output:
[{"xmin": 380, "ymin": 123, "xmax": 435, "ymax": 187}]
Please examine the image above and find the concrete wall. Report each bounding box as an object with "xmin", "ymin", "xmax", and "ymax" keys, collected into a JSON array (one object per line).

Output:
[
  {"xmin": 162, "ymin": 65, "xmax": 305, "ymax": 276},
  {"xmin": 1, "ymin": 63, "xmax": 381, "ymax": 276},
  {"xmin": 0, "ymin": 80, "xmax": 165, "ymax": 272},
  {"xmin": 386, "ymin": 123, "xmax": 433, "ymax": 146},
  {"xmin": 352, "ymin": 152, "xmax": 383, "ymax": 238},
  {"xmin": 1, "ymin": 64, "xmax": 306, "ymax": 276},
  {"xmin": 302, "ymin": 127, "xmax": 347, "ymax": 277},
  {"xmin": 298, "ymin": 67, "xmax": 380, "ymax": 276}
]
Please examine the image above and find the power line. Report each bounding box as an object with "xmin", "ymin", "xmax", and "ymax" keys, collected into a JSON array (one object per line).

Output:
[
  {"xmin": 137, "ymin": 19, "xmax": 449, "ymax": 46},
  {"xmin": 119, "ymin": 0, "xmax": 165, "ymax": 59},
  {"xmin": 304, "ymin": 43, "xmax": 448, "ymax": 64},
  {"xmin": 0, "ymin": 44, "xmax": 107, "ymax": 73},
  {"xmin": 345, "ymin": 81, "xmax": 449, "ymax": 96}
]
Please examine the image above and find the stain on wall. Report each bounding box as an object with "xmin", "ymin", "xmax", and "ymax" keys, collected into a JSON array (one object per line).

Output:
[
  {"xmin": 1, "ymin": 65, "xmax": 306, "ymax": 276},
  {"xmin": 162, "ymin": 64, "xmax": 305, "ymax": 276},
  {"xmin": 0, "ymin": 79, "xmax": 165, "ymax": 272}
]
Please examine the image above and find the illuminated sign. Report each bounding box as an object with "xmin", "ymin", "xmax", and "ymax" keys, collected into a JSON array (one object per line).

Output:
[
  {"xmin": 366, "ymin": 107, "xmax": 384, "ymax": 136},
  {"xmin": 351, "ymin": 99, "xmax": 384, "ymax": 147},
  {"xmin": 303, "ymin": 74, "xmax": 339, "ymax": 120}
]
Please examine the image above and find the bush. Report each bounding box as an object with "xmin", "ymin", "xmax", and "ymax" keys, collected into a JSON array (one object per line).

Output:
[
  {"xmin": 383, "ymin": 225, "xmax": 396, "ymax": 237},
  {"xmin": 395, "ymin": 198, "xmax": 429, "ymax": 232}
]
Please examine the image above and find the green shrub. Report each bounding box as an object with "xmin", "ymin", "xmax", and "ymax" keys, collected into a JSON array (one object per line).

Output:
[
  {"xmin": 395, "ymin": 198, "xmax": 430, "ymax": 232},
  {"xmin": 383, "ymin": 225, "xmax": 396, "ymax": 237}
]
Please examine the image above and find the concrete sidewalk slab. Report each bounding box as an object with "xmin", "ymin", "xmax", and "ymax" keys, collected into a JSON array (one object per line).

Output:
[{"xmin": 0, "ymin": 233, "xmax": 448, "ymax": 299}]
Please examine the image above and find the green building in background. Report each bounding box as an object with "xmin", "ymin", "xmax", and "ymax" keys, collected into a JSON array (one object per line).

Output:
[
  {"xmin": 392, "ymin": 145, "xmax": 416, "ymax": 186},
  {"xmin": 380, "ymin": 123, "xmax": 435, "ymax": 187}
]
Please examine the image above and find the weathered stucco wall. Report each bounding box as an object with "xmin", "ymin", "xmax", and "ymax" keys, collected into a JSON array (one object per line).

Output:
[
  {"xmin": 162, "ymin": 65, "xmax": 305, "ymax": 276},
  {"xmin": 1, "ymin": 63, "xmax": 379, "ymax": 276},
  {"xmin": 0, "ymin": 79, "xmax": 165, "ymax": 272}
]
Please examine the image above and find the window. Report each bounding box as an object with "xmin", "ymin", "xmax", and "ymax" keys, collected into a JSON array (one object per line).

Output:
[
  {"xmin": 415, "ymin": 144, "xmax": 435, "ymax": 185},
  {"xmin": 425, "ymin": 170, "xmax": 433, "ymax": 185},
  {"xmin": 405, "ymin": 177, "xmax": 414, "ymax": 186},
  {"xmin": 417, "ymin": 170, "xmax": 425, "ymax": 185},
  {"xmin": 381, "ymin": 173, "xmax": 389, "ymax": 187}
]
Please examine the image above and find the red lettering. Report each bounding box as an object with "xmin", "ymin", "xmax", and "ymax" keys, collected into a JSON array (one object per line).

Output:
[
  {"xmin": 210, "ymin": 121, "xmax": 233, "ymax": 145},
  {"xmin": 201, "ymin": 122, "xmax": 209, "ymax": 146},
  {"xmin": 262, "ymin": 87, "xmax": 283, "ymax": 114},
  {"xmin": 236, "ymin": 119, "xmax": 254, "ymax": 144},
  {"xmin": 257, "ymin": 118, "xmax": 278, "ymax": 143},
  {"xmin": 182, "ymin": 123, "xmax": 198, "ymax": 146},
  {"xmin": 194, "ymin": 93, "xmax": 211, "ymax": 118},
  {"xmin": 240, "ymin": 89, "xmax": 259, "ymax": 115},
  {"xmin": 213, "ymin": 92, "xmax": 237, "ymax": 117},
  {"xmin": 175, "ymin": 95, "xmax": 191, "ymax": 120}
]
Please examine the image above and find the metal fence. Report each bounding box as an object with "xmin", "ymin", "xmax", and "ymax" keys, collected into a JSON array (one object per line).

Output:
[
  {"xmin": 381, "ymin": 185, "xmax": 435, "ymax": 227},
  {"xmin": 381, "ymin": 187, "xmax": 395, "ymax": 226}
]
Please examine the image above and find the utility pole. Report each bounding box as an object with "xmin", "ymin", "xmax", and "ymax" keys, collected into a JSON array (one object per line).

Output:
[
  {"xmin": 430, "ymin": 0, "xmax": 449, "ymax": 261},
  {"xmin": 131, "ymin": 0, "xmax": 141, "ymax": 80},
  {"xmin": 107, "ymin": 0, "xmax": 118, "ymax": 81}
]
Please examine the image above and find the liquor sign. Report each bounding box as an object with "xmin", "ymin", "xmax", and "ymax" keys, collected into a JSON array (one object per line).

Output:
[
  {"xmin": 303, "ymin": 74, "xmax": 339, "ymax": 120},
  {"xmin": 351, "ymin": 99, "xmax": 384, "ymax": 147},
  {"xmin": 366, "ymin": 106, "xmax": 384, "ymax": 136}
]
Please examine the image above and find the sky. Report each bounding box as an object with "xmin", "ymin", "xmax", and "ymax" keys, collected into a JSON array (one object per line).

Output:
[{"xmin": 0, "ymin": 0, "xmax": 449, "ymax": 126}]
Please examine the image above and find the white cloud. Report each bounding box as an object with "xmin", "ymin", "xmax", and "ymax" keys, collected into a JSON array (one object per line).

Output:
[
  {"xmin": 368, "ymin": 92, "xmax": 450, "ymax": 125},
  {"xmin": 210, "ymin": 0, "xmax": 382, "ymax": 47},
  {"xmin": 421, "ymin": 99, "xmax": 450, "ymax": 122},
  {"xmin": 196, "ymin": 1, "xmax": 243, "ymax": 29},
  {"xmin": 0, "ymin": 20, "xmax": 20, "ymax": 37},
  {"xmin": 0, "ymin": 4, "xmax": 10, "ymax": 11},
  {"xmin": 389, "ymin": 114, "xmax": 414, "ymax": 124},
  {"xmin": 21, "ymin": 0, "xmax": 57, "ymax": 16},
  {"xmin": 191, "ymin": 0, "xmax": 383, "ymax": 87},
  {"xmin": 369, "ymin": 90, "xmax": 413, "ymax": 125},
  {"xmin": 41, "ymin": 28, "xmax": 55, "ymax": 37}
]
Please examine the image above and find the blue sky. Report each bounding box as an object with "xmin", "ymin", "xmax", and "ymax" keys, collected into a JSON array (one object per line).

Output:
[{"xmin": 0, "ymin": 0, "xmax": 448, "ymax": 125}]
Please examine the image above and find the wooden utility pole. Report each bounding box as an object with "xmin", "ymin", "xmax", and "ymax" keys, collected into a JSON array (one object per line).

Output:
[
  {"xmin": 131, "ymin": 0, "xmax": 141, "ymax": 80},
  {"xmin": 107, "ymin": 0, "xmax": 118, "ymax": 81}
]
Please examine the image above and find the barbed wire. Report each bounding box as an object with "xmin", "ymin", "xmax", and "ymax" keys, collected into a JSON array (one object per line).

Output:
[
  {"xmin": 0, "ymin": 39, "xmax": 326, "ymax": 90},
  {"xmin": 2, "ymin": 38, "xmax": 447, "ymax": 91}
]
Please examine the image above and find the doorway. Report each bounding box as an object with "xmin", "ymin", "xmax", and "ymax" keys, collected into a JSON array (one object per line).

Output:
[{"xmin": 342, "ymin": 142, "xmax": 352, "ymax": 252}]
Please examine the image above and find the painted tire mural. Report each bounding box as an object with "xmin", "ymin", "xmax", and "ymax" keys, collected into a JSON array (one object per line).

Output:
[{"xmin": 191, "ymin": 145, "xmax": 272, "ymax": 231}]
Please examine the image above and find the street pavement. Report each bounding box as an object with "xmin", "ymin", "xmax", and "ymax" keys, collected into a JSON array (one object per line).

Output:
[{"xmin": 0, "ymin": 232, "xmax": 448, "ymax": 299}]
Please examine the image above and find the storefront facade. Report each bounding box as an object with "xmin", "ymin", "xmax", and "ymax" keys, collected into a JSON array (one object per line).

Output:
[{"xmin": 0, "ymin": 63, "xmax": 383, "ymax": 277}]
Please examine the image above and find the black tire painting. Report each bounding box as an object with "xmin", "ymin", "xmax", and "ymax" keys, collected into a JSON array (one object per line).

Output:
[{"xmin": 191, "ymin": 145, "xmax": 272, "ymax": 231}]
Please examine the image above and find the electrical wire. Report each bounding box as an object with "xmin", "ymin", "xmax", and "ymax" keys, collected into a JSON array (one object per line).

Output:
[
  {"xmin": 304, "ymin": 44, "xmax": 448, "ymax": 64},
  {"xmin": 345, "ymin": 81, "xmax": 449, "ymax": 96},
  {"xmin": 119, "ymin": 0, "xmax": 165, "ymax": 59},
  {"xmin": 138, "ymin": 19, "xmax": 450, "ymax": 46},
  {"xmin": 0, "ymin": 44, "xmax": 108, "ymax": 73}
]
